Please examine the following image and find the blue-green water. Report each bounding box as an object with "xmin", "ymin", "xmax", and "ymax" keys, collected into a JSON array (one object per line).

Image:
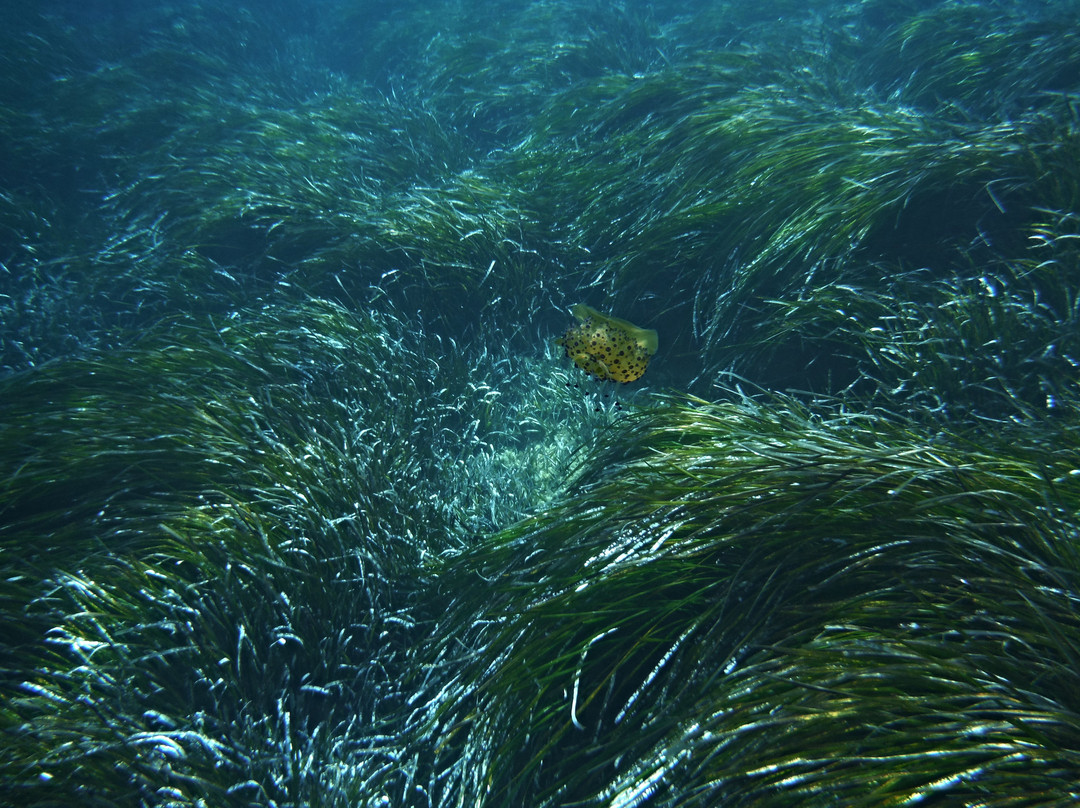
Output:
[{"xmin": 2, "ymin": 1, "xmax": 1080, "ymax": 805}]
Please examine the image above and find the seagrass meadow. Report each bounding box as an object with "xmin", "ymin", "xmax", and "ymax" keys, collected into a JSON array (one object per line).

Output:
[{"xmin": 3, "ymin": 0, "xmax": 1080, "ymax": 805}]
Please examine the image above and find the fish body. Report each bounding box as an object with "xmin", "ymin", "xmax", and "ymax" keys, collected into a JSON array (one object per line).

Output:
[{"xmin": 555, "ymin": 304, "xmax": 658, "ymax": 383}]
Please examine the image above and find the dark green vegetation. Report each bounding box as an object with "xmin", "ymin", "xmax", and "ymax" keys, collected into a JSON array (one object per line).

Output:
[
  {"xmin": 2, "ymin": 0, "xmax": 1080, "ymax": 805},
  {"xmin": 433, "ymin": 396, "xmax": 1080, "ymax": 804}
]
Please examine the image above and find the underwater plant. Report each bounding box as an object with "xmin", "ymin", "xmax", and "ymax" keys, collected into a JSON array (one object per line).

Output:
[
  {"xmin": 4, "ymin": 0, "xmax": 1080, "ymax": 805},
  {"xmin": 0, "ymin": 297, "xmax": 610, "ymax": 806},
  {"xmin": 425, "ymin": 392, "xmax": 1080, "ymax": 806}
]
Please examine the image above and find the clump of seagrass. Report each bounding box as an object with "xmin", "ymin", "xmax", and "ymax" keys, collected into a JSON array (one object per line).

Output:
[
  {"xmin": 425, "ymin": 394, "xmax": 1080, "ymax": 806},
  {"xmin": 0, "ymin": 296, "xmax": 596, "ymax": 806},
  {"xmin": 501, "ymin": 0, "xmax": 1080, "ymax": 393},
  {"xmin": 755, "ymin": 200, "xmax": 1080, "ymax": 422}
]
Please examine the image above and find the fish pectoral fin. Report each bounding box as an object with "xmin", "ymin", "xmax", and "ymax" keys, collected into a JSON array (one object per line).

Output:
[{"xmin": 572, "ymin": 351, "xmax": 611, "ymax": 378}]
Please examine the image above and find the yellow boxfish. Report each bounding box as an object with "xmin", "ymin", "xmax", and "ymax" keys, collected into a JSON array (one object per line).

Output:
[{"xmin": 555, "ymin": 304, "xmax": 658, "ymax": 383}]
